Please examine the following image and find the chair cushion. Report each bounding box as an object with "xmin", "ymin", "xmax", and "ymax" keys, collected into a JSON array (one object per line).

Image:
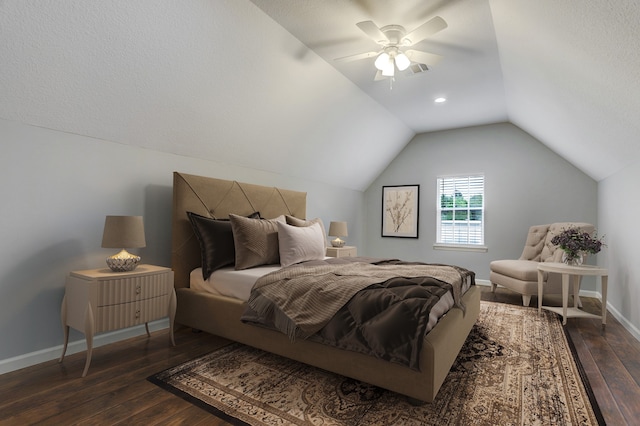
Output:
[
  {"xmin": 519, "ymin": 224, "xmax": 549, "ymax": 261},
  {"xmin": 490, "ymin": 259, "xmax": 541, "ymax": 282}
]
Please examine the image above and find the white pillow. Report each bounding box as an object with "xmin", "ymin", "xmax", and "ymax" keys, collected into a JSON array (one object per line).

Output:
[
  {"xmin": 277, "ymin": 221, "xmax": 326, "ymax": 267},
  {"xmin": 285, "ymin": 216, "xmax": 328, "ymax": 247}
]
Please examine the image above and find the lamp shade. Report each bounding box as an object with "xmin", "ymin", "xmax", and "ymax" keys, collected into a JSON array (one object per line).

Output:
[
  {"xmin": 101, "ymin": 216, "xmax": 146, "ymax": 248},
  {"xmin": 328, "ymin": 221, "xmax": 348, "ymax": 237},
  {"xmin": 328, "ymin": 221, "xmax": 348, "ymax": 248}
]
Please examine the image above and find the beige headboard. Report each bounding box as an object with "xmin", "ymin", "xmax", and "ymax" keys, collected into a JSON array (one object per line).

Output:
[{"xmin": 171, "ymin": 172, "xmax": 307, "ymax": 289}]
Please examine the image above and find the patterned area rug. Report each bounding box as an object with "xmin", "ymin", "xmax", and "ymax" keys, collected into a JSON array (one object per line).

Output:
[{"xmin": 149, "ymin": 301, "xmax": 604, "ymax": 425}]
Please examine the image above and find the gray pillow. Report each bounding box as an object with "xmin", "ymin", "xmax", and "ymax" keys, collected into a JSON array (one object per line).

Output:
[{"xmin": 229, "ymin": 214, "xmax": 285, "ymax": 270}]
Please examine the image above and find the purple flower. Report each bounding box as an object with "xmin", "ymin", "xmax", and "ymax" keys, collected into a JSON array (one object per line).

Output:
[{"xmin": 550, "ymin": 227, "xmax": 605, "ymax": 259}]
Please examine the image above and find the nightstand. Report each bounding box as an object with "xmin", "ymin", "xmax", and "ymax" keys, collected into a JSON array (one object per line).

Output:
[
  {"xmin": 59, "ymin": 264, "xmax": 176, "ymax": 376},
  {"xmin": 326, "ymin": 246, "xmax": 357, "ymax": 258}
]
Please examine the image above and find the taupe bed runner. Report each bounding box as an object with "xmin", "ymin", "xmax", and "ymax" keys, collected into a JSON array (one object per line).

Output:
[{"xmin": 242, "ymin": 258, "xmax": 474, "ymax": 369}]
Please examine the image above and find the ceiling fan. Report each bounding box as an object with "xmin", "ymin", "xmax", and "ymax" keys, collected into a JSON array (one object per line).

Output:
[{"xmin": 335, "ymin": 16, "xmax": 447, "ymax": 80}]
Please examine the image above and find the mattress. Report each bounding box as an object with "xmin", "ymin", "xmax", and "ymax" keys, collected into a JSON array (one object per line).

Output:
[{"xmin": 190, "ymin": 264, "xmax": 472, "ymax": 334}]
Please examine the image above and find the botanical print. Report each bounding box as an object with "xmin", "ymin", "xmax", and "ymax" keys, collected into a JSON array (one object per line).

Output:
[{"xmin": 382, "ymin": 185, "xmax": 419, "ymax": 238}]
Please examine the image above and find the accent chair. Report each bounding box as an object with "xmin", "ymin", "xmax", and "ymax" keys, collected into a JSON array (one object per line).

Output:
[{"xmin": 490, "ymin": 222, "xmax": 595, "ymax": 306}]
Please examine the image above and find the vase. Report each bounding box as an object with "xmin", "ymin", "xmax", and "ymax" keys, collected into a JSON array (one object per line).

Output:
[{"xmin": 562, "ymin": 251, "xmax": 583, "ymax": 266}]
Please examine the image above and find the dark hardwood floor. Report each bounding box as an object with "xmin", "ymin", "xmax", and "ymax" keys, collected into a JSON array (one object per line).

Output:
[{"xmin": 0, "ymin": 286, "xmax": 638, "ymax": 425}]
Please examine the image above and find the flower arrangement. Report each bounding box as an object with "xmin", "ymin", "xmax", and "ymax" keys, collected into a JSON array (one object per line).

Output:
[{"xmin": 551, "ymin": 227, "xmax": 604, "ymax": 264}]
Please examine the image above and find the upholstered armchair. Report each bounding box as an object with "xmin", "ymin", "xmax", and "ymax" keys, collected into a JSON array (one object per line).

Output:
[{"xmin": 490, "ymin": 222, "xmax": 595, "ymax": 306}]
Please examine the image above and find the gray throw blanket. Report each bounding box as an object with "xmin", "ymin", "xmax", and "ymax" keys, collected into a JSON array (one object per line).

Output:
[{"xmin": 245, "ymin": 258, "xmax": 468, "ymax": 341}]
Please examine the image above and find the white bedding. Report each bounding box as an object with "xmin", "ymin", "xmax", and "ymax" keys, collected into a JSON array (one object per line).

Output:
[
  {"xmin": 190, "ymin": 264, "xmax": 472, "ymax": 334},
  {"xmin": 190, "ymin": 264, "xmax": 282, "ymax": 301}
]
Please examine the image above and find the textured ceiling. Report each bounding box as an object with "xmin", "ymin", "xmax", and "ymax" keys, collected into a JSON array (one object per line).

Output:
[
  {"xmin": 1, "ymin": 0, "xmax": 639, "ymax": 190},
  {"xmin": 250, "ymin": 0, "xmax": 508, "ymax": 134},
  {"xmin": 251, "ymin": 0, "xmax": 640, "ymax": 181}
]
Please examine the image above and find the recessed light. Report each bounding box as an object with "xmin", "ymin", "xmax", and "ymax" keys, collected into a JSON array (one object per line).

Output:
[{"xmin": 434, "ymin": 97, "xmax": 447, "ymax": 103}]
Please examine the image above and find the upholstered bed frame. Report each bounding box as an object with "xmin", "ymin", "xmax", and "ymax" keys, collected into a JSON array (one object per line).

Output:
[{"xmin": 171, "ymin": 171, "xmax": 480, "ymax": 402}]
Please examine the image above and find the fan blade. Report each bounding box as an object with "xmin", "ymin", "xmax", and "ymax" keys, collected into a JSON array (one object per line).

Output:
[
  {"xmin": 402, "ymin": 16, "xmax": 447, "ymax": 45},
  {"xmin": 356, "ymin": 21, "xmax": 388, "ymax": 44},
  {"xmin": 405, "ymin": 49, "xmax": 443, "ymax": 66},
  {"xmin": 334, "ymin": 50, "xmax": 380, "ymax": 62}
]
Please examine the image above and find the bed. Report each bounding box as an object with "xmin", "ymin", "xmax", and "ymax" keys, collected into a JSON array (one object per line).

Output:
[{"xmin": 171, "ymin": 171, "xmax": 480, "ymax": 403}]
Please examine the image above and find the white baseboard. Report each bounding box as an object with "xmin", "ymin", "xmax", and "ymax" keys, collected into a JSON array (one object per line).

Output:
[
  {"xmin": 0, "ymin": 319, "xmax": 169, "ymax": 375},
  {"xmin": 605, "ymin": 300, "xmax": 640, "ymax": 342}
]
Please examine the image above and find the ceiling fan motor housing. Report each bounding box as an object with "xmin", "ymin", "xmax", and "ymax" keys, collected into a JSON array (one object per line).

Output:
[{"xmin": 379, "ymin": 25, "xmax": 406, "ymax": 45}]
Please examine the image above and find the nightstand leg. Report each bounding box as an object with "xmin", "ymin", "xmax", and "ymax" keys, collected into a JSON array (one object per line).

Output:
[
  {"xmin": 82, "ymin": 304, "xmax": 95, "ymax": 377},
  {"xmin": 169, "ymin": 289, "xmax": 177, "ymax": 346},
  {"xmin": 59, "ymin": 295, "xmax": 68, "ymax": 362}
]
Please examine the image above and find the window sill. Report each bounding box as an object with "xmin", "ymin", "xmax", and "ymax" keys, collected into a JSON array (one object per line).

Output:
[{"xmin": 433, "ymin": 243, "xmax": 488, "ymax": 253}]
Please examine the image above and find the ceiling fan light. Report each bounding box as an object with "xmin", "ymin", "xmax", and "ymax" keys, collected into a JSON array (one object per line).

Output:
[
  {"xmin": 374, "ymin": 52, "xmax": 390, "ymax": 71},
  {"xmin": 381, "ymin": 59, "xmax": 395, "ymax": 77},
  {"xmin": 395, "ymin": 52, "xmax": 410, "ymax": 71}
]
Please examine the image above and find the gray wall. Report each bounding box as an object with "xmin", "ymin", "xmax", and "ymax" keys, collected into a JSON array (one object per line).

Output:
[
  {"xmin": 362, "ymin": 122, "xmax": 598, "ymax": 284},
  {"xmin": 599, "ymin": 159, "xmax": 640, "ymax": 336},
  {"xmin": 0, "ymin": 118, "xmax": 363, "ymax": 366}
]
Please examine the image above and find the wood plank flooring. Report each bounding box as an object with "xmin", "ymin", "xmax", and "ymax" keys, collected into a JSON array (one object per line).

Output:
[{"xmin": 0, "ymin": 286, "xmax": 638, "ymax": 425}]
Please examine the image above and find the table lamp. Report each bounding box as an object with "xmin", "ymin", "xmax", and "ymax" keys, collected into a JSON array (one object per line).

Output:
[
  {"xmin": 328, "ymin": 221, "xmax": 348, "ymax": 248},
  {"xmin": 101, "ymin": 215, "xmax": 146, "ymax": 272}
]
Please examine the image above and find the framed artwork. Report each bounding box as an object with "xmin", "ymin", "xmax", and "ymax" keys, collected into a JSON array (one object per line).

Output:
[{"xmin": 382, "ymin": 185, "xmax": 419, "ymax": 238}]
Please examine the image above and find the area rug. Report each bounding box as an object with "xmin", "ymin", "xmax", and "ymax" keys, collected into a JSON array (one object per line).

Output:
[{"xmin": 149, "ymin": 301, "xmax": 604, "ymax": 425}]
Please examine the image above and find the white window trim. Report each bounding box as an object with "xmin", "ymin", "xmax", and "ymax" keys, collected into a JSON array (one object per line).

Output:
[
  {"xmin": 436, "ymin": 173, "xmax": 485, "ymax": 246},
  {"xmin": 433, "ymin": 243, "xmax": 488, "ymax": 252}
]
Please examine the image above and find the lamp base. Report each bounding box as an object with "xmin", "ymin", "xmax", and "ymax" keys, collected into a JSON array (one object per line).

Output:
[
  {"xmin": 106, "ymin": 249, "xmax": 141, "ymax": 272},
  {"xmin": 331, "ymin": 238, "xmax": 346, "ymax": 248}
]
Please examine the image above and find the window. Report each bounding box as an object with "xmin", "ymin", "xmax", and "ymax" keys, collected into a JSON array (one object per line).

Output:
[{"xmin": 437, "ymin": 174, "xmax": 484, "ymax": 246}]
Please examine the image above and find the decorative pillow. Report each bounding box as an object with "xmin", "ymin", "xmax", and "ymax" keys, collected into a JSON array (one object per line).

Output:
[
  {"xmin": 187, "ymin": 211, "xmax": 260, "ymax": 280},
  {"xmin": 229, "ymin": 214, "xmax": 285, "ymax": 270},
  {"xmin": 277, "ymin": 222, "xmax": 326, "ymax": 267},
  {"xmin": 285, "ymin": 215, "xmax": 328, "ymax": 247}
]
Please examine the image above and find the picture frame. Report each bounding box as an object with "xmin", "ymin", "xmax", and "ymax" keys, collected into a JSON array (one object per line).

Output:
[{"xmin": 382, "ymin": 185, "xmax": 419, "ymax": 238}]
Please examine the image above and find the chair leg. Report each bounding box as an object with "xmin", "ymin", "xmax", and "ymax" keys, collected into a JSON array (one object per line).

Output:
[
  {"xmin": 522, "ymin": 295, "xmax": 531, "ymax": 307},
  {"xmin": 490, "ymin": 282, "xmax": 497, "ymax": 293}
]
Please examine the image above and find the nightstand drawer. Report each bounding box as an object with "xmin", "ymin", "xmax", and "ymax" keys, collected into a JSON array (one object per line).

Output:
[
  {"xmin": 97, "ymin": 273, "xmax": 170, "ymax": 305},
  {"xmin": 95, "ymin": 295, "xmax": 170, "ymax": 332},
  {"xmin": 326, "ymin": 246, "xmax": 357, "ymax": 257}
]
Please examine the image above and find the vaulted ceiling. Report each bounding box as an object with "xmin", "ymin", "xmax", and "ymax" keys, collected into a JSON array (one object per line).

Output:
[
  {"xmin": 1, "ymin": 1, "xmax": 639, "ymax": 191},
  {"xmin": 251, "ymin": 0, "xmax": 640, "ymax": 183}
]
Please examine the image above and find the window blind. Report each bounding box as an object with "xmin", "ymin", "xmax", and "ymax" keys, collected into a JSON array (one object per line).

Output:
[{"xmin": 437, "ymin": 174, "xmax": 484, "ymax": 245}]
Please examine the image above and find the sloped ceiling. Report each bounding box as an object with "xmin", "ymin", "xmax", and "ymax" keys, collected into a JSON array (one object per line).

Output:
[
  {"xmin": 251, "ymin": 0, "xmax": 640, "ymax": 182},
  {"xmin": 1, "ymin": 0, "xmax": 639, "ymax": 191}
]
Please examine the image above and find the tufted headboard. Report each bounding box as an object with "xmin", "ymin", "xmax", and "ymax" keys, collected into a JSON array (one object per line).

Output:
[{"xmin": 171, "ymin": 172, "xmax": 307, "ymax": 289}]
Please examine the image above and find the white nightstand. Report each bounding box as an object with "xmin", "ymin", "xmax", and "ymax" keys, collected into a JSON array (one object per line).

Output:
[
  {"xmin": 59, "ymin": 264, "xmax": 176, "ymax": 376},
  {"xmin": 326, "ymin": 246, "xmax": 357, "ymax": 258}
]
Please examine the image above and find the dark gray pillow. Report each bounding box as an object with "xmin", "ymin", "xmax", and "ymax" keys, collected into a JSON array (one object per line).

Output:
[{"xmin": 187, "ymin": 211, "xmax": 260, "ymax": 280}]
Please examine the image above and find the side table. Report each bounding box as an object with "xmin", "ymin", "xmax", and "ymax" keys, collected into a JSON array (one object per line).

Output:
[
  {"xmin": 537, "ymin": 262, "xmax": 608, "ymax": 327},
  {"xmin": 59, "ymin": 264, "xmax": 176, "ymax": 376}
]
